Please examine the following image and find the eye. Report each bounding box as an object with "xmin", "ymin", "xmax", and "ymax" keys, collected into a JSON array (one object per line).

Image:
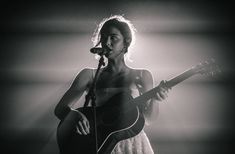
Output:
[{"xmin": 111, "ymin": 35, "xmax": 118, "ymax": 41}]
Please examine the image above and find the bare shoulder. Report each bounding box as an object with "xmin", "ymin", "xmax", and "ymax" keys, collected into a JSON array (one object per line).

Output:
[
  {"xmin": 77, "ymin": 68, "xmax": 94, "ymax": 77},
  {"xmin": 129, "ymin": 67, "xmax": 153, "ymax": 80},
  {"xmin": 72, "ymin": 68, "xmax": 95, "ymax": 89},
  {"xmin": 142, "ymin": 69, "xmax": 153, "ymax": 78},
  {"xmin": 129, "ymin": 67, "xmax": 154, "ymax": 91}
]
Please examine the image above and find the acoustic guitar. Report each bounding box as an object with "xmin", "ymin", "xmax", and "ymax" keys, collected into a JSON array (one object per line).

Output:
[{"xmin": 57, "ymin": 59, "xmax": 219, "ymax": 154}]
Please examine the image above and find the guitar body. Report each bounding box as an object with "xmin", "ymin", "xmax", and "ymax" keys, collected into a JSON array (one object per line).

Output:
[{"xmin": 57, "ymin": 92, "xmax": 145, "ymax": 154}]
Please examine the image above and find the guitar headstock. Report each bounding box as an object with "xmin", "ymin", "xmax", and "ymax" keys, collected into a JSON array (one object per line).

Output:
[{"xmin": 192, "ymin": 58, "xmax": 221, "ymax": 77}]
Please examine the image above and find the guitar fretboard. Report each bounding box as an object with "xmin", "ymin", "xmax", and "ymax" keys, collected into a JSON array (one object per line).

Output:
[{"xmin": 130, "ymin": 68, "xmax": 196, "ymax": 106}]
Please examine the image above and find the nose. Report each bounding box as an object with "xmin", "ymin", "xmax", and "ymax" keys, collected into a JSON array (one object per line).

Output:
[{"xmin": 106, "ymin": 36, "xmax": 111, "ymax": 47}]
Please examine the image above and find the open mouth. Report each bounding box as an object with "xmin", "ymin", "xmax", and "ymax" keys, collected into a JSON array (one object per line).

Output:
[
  {"xmin": 105, "ymin": 50, "xmax": 112, "ymax": 57},
  {"xmin": 104, "ymin": 48, "xmax": 112, "ymax": 55}
]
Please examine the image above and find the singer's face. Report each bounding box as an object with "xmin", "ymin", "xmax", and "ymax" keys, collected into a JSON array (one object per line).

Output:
[{"xmin": 101, "ymin": 26, "xmax": 125, "ymax": 59}]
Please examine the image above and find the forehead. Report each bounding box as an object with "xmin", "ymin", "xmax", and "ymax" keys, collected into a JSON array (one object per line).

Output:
[{"xmin": 101, "ymin": 26, "xmax": 123, "ymax": 36}]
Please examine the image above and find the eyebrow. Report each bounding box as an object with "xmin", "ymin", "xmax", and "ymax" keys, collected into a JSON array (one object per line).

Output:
[
  {"xmin": 109, "ymin": 33, "xmax": 119, "ymax": 36},
  {"xmin": 101, "ymin": 32, "xmax": 120, "ymax": 39},
  {"xmin": 102, "ymin": 33, "xmax": 119, "ymax": 38}
]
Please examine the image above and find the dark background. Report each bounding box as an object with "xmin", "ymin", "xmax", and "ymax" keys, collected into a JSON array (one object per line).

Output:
[{"xmin": 1, "ymin": 0, "xmax": 234, "ymax": 154}]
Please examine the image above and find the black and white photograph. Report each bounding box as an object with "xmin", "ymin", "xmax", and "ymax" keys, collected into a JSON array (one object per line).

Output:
[{"xmin": 1, "ymin": 0, "xmax": 234, "ymax": 154}]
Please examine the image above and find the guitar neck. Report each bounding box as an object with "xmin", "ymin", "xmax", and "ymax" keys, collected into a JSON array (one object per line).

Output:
[
  {"xmin": 131, "ymin": 68, "xmax": 196, "ymax": 106},
  {"xmin": 166, "ymin": 68, "xmax": 195, "ymax": 88}
]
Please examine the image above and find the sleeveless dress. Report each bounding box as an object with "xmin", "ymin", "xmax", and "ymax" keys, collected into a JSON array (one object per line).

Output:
[
  {"xmin": 111, "ymin": 130, "xmax": 154, "ymax": 154},
  {"xmin": 109, "ymin": 87, "xmax": 154, "ymax": 154},
  {"xmin": 92, "ymin": 69, "xmax": 155, "ymax": 154},
  {"xmin": 94, "ymin": 87, "xmax": 154, "ymax": 154}
]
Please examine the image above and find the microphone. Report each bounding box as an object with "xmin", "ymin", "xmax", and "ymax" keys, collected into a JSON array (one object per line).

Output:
[{"xmin": 90, "ymin": 47, "xmax": 108, "ymax": 55}]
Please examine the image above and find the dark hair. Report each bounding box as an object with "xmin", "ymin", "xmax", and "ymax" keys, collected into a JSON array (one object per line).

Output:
[{"xmin": 92, "ymin": 15, "xmax": 136, "ymax": 52}]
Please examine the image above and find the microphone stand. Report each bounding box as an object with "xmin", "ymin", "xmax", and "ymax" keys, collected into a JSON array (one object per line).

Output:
[{"xmin": 83, "ymin": 55, "xmax": 105, "ymax": 154}]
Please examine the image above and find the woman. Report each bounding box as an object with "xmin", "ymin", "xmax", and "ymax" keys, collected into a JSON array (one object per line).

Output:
[{"xmin": 55, "ymin": 15, "xmax": 169, "ymax": 154}]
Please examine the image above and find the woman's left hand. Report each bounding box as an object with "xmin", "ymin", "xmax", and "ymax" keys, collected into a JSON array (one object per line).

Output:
[{"xmin": 155, "ymin": 80, "xmax": 170, "ymax": 101}]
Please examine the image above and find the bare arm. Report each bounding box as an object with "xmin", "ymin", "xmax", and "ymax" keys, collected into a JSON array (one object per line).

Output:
[
  {"xmin": 140, "ymin": 69, "xmax": 169, "ymax": 124},
  {"xmin": 139, "ymin": 70, "xmax": 159, "ymax": 122},
  {"xmin": 54, "ymin": 68, "xmax": 93, "ymax": 120}
]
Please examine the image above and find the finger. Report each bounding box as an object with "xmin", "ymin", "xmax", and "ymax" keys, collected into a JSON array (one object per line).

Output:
[
  {"xmin": 160, "ymin": 87, "xmax": 169, "ymax": 98},
  {"xmin": 161, "ymin": 86, "xmax": 170, "ymax": 93},
  {"xmin": 162, "ymin": 91, "xmax": 168, "ymax": 99},
  {"xmin": 159, "ymin": 87, "xmax": 167, "ymax": 94},
  {"xmin": 164, "ymin": 86, "xmax": 170, "ymax": 92},
  {"xmin": 82, "ymin": 120, "xmax": 90, "ymax": 134},
  {"xmin": 159, "ymin": 91, "xmax": 166, "ymax": 99},
  {"xmin": 162, "ymin": 87, "xmax": 169, "ymax": 95},
  {"xmin": 159, "ymin": 87, "xmax": 165, "ymax": 92},
  {"xmin": 78, "ymin": 121, "xmax": 87, "ymax": 135},
  {"xmin": 75, "ymin": 125, "xmax": 82, "ymax": 135},
  {"xmin": 85, "ymin": 120, "xmax": 90, "ymax": 134},
  {"xmin": 159, "ymin": 80, "xmax": 165, "ymax": 86},
  {"xmin": 159, "ymin": 80, "xmax": 169, "ymax": 90},
  {"xmin": 156, "ymin": 93, "xmax": 163, "ymax": 101}
]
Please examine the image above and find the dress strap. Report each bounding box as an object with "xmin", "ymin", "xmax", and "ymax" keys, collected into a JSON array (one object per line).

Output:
[{"xmin": 92, "ymin": 68, "xmax": 96, "ymax": 80}]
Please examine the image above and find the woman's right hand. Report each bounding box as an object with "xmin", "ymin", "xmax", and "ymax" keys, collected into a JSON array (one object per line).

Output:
[{"xmin": 70, "ymin": 109, "xmax": 90, "ymax": 135}]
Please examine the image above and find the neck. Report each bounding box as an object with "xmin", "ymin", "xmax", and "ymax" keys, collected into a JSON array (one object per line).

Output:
[{"xmin": 106, "ymin": 57, "xmax": 127, "ymax": 73}]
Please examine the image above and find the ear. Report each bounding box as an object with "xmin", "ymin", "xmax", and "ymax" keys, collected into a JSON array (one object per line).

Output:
[
  {"xmin": 122, "ymin": 46, "xmax": 128, "ymax": 53},
  {"xmin": 125, "ymin": 38, "xmax": 131, "ymax": 47},
  {"xmin": 123, "ymin": 40, "xmax": 130, "ymax": 53}
]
